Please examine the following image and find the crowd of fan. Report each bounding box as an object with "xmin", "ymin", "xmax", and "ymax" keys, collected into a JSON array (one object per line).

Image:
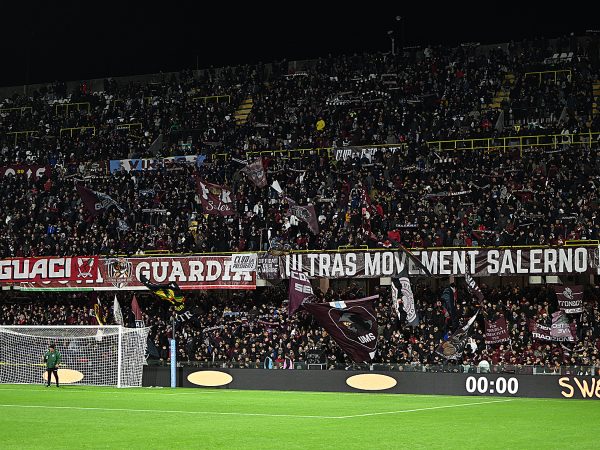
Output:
[
  {"xmin": 1, "ymin": 282, "xmax": 599, "ymax": 371},
  {"xmin": 0, "ymin": 137, "xmax": 598, "ymax": 257},
  {"xmin": 0, "ymin": 36, "xmax": 599, "ymax": 257}
]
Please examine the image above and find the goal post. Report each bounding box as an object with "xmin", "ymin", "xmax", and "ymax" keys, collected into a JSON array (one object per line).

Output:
[{"xmin": 0, "ymin": 325, "xmax": 150, "ymax": 387}]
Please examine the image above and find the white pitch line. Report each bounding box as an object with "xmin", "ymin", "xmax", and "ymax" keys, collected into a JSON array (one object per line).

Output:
[
  {"xmin": 336, "ymin": 398, "xmax": 514, "ymax": 418},
  {"xmin": 0, "ymin": 388, "xmax": 218, "ymax": 396},
  {"xmin": 0, "ymin": 398, "xmax": 514, "ymax": 420},
  {"xmin": 0, "ymin": 404, "xmax": 338, "ymax": 419}
]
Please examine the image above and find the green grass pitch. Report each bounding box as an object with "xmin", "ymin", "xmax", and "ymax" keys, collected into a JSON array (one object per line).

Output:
[{"xmin": 0, "ymin": 384, "xmax": 599, "ymax": 449}]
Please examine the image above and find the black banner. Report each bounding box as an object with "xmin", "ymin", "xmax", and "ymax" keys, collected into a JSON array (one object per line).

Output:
[{"xmin": 276, "ymin": 247, "xmax": 598, "ymax": 278}]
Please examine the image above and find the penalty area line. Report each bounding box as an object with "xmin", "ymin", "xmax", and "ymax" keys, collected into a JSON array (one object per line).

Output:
[
  {"xmin": 336, "ymin": 398, "xmax": 515, "ymax": 418},
  {"xmin": 0, "ymin": 398, "xmax": 515, "ymax": 420}
]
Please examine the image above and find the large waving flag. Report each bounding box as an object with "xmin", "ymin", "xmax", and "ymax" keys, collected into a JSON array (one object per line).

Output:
[
  {"xmin": 303, "ymin": 295, "xmax": 378, "ymax": 363},
  {"xmin": 76, "ymin": 184, "xmax": 125, "ymax": 217},
  {"xmin": 139, "ymin": 275, "xmax": 194, "ymax": 322}
]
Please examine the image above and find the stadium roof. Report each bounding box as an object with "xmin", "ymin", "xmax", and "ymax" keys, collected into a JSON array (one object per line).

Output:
[{"xmin": 0, "ymin": 4, "xmax": 597, "ymax": 87}]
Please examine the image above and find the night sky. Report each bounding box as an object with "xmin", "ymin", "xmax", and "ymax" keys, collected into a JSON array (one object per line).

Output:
[{"xmin": 0, "ymin": 3, "xmax": 597, "ymax": 86}]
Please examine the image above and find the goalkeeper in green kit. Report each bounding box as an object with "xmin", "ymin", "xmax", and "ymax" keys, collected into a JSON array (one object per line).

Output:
[{"xmin": 43, "ymin": 344, "xmax": 61, "ymax": 387}]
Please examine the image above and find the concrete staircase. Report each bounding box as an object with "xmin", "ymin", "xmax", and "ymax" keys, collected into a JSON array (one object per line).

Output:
[
  {"xmin": 488, "ymin": 73, "xmax": 514, "ymax": 110},
  {"xmin": 593, "ymin": 80, "xmax": 600, "ymax": 117},
  {"xmin": 234, "ymin": 97, "xmax": 253, "ymax": 125}
]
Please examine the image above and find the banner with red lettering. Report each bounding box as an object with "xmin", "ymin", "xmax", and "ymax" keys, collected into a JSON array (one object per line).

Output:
[
  {"xmin": 0, "ymin": 256, "xmax": 98, "ymax": 283},
  {"xmin": 5, "ymin": 256, "xmax": 255, "ymax": 291}
]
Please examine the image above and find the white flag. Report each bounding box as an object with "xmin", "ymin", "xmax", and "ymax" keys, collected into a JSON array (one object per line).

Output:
[
  {"xmin": 113, "ymin": 295, "xmax": 124, "ymax": 326},
  {"xmin": 271, "ymin": 180, "xmax": 283, "ymax": 194}
]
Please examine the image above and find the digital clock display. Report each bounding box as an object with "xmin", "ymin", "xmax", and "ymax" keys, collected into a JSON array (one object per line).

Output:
[{"xmin": 465, "ymin": 376, "xmax": 519, "ymax": 395}]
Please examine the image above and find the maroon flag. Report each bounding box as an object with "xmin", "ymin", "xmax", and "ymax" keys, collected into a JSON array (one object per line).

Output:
[
  {"xmin": 553, "ymin": 285, "xmax": 583, "ymax": 314},
  {"xmin": 303, "ymin": 296, "xmax": 378, "ymax": 363},
  {"xmin": 484, "ymin": 316, "xmax": 510, "ymax": 344},
  {"xmin": 551, "ymin": 311, "xmax": 577, "ymax": 342},
  {"xmin": 241, "ymin": 158, "xmax": 267, "ymax": 188},
  {"xmin": 76, "ymin": 184, "xmax": 124, "ymax": 217},
  {"xmin": 529, "ymin": 315, "xmax": 576, "ymax": 342},
  {"xmin": 285, "ymin": 197, "xmax": 319, "ymax": 234},
  {"xmin": 196, "ymin": 179, "xmax": 235, "ymax": 216},
  {"xmin": 288, "ymin": 270, "xmax": 313, "ymax": 315},
  {"xmin": 131, "ymin": 294, "xmax": 145, "ymax": 327}
]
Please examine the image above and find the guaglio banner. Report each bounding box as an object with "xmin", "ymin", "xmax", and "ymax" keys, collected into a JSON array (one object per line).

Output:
[
  {"xmin": 263, "ymin": 246, "xmax": 599, "ymax": 279},
  {"xmin": 4, "ymin": 256, "xmax": 255, "ymax": 291}
]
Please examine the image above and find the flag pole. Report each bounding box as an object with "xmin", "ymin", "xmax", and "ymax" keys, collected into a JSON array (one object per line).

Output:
[{"xmin": 170, "ymin": 317, "xmax": 177, "ymax": 389}]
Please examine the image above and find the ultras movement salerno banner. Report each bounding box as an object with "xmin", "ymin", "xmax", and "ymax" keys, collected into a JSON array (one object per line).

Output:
[{"xmin": 267, "ymin": 246, "xmax": 600, "ymax": 279}]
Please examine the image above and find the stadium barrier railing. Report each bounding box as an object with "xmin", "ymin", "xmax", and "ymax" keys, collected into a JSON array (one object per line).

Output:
[
  {"xmin": 523, "ymin": 69, "xmax": 572, "ymax": 83},
  {"xmin": 426, "ymin": 130, "xmax": 600, "ymax": 157}
]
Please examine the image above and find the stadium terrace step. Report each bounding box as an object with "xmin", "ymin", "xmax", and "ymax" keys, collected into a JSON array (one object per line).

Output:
[
  {"xmin": 234, "ymin": 97, "xmax": 253, "ymax": 125},
  {"xmin": 503, "ymin": 73, "xmax": 516, "ymax": 85},
  {"xmin": 594, "ymin": 81, "xmax": 600, "ymax": 116}
]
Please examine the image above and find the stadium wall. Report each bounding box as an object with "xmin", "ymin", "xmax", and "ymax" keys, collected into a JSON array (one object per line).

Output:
[{"xmin": 142, "ymin": 367, "xmax": 600, "ymax": 400}]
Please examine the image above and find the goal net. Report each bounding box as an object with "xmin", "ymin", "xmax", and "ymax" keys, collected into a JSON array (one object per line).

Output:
[{"xmin": 0, "ymin": 326, "xmax": 150, "ymax": 387}]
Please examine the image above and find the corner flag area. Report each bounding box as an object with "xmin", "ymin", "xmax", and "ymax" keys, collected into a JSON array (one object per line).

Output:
[{"xmin": 0, "ymin": 385, "xmax": 599, "ymax": 449}]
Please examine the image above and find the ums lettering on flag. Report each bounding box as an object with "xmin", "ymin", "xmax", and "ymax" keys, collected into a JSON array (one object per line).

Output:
[
  {"xmin": 303, "ymin": 296, "xmax": 378, "ymax": 363},
  {"xmin": 241, "ymin": 158, "xmax": 268, "ymax": 188},
  {"xmin": 196, "ymin": 179, "xmax": 235, "ymax": 216},
  {"xmin": 76, "ymin": 184, "xmax": 125, "ymax": 217},
  {"xmin": 436, "ymin": 312, "xmax": 479, "ymax": 360},
  {"xmin": 391, "ymin": 267, "xmax": 418, "ymax": 326},
  {"xmin": 288, "ymin": 270, "xmax": 313, "ymax": 316}
]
